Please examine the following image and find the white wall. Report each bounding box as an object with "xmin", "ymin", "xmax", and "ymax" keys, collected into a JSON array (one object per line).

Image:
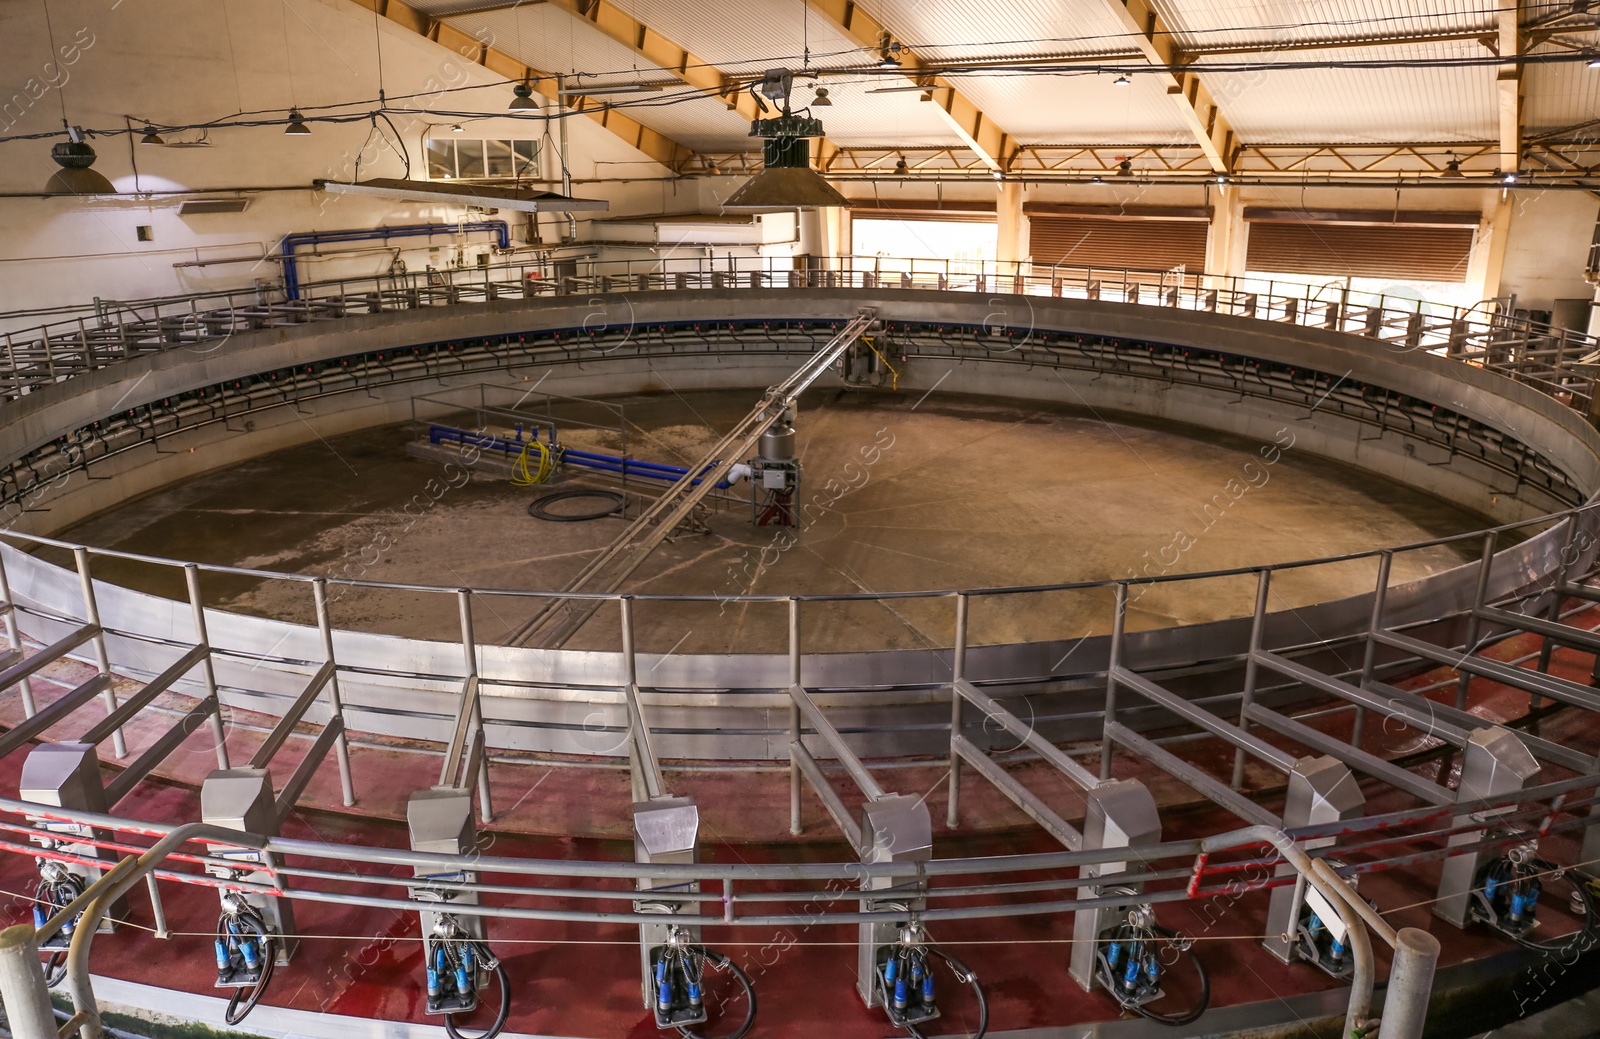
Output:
[
  {"xmin": 1497, "ymin": 189, "xmax": 1600, "ymax": 314},
  {"xmin": 0, "ymin": 0, "xmax": 678, "ymax": 319}
]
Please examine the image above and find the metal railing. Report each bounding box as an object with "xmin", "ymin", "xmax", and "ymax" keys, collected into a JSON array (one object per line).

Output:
[{"xmin": 1, "ymin": 254, "xmax": 1596, "ymax": 414}]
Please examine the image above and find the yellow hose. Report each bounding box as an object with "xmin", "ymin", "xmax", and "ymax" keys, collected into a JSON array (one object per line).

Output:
[
  {"xmin": 861, "ymin": 335, "xmax": 901, "ymax": 391},
  {"xmin": 511, "ymin": 440, "xmax": 555, "ymax": 486}
]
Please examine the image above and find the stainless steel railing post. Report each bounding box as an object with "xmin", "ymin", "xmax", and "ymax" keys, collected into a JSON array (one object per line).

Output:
[
  {"xmin": 72, "ymin": 548, "xmax": 124, "ymax": 760},
  {"xmin": 313, "ymin": 578, "xmax": 356, "ymax": 806},
  {"xmin": 1455, "ymin": 531, "xmax": 1498, "ymax": 710},
  {"xmin": 947, "ymin": 592, "xmax": 968, "ymax": 827},
  {"xmin": 0, "ymin": 548, "xmax": 36, "ymax": 716},
  {"xmin": 1232, "ymin": 569, "xmax": 1271, "ymax": 789},
  {"xmin": 182, "ymin": 564, "xmax": 229, "ymax": 770},
  {"xmin": 1100, "ymin": 583, "xmax": 1127, "ymax": 782},
  {"xmin": 788, "ymin": 596, "xmax": 802, "ymax": 835}
]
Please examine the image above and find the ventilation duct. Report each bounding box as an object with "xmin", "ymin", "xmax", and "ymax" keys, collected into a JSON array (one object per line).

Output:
[{"xmin": 179, "ymin": 199, "xmax": 251, "ymax": 215}]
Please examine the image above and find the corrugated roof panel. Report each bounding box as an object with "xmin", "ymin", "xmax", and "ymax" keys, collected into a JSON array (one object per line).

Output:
[
  {"xmin": 853, "ymin": 0, "xmax": 1137, "ymax": 60},
  {"xmin": 808, "ymin": 80, "xmax": 969, "ymax": 147},
  {"xmin": 1203, "ymin": 41, "xmax": 1498, "ymax": 143},
  {"xmin": 1523, "ymin": 50, "xmax": 1600, "ymax": 133},
  {"xmin": 950, "ymin": 71, "xmax": 1195, "ymax": 144},
  {"xmin": 605, "ymin": 0, "xmax": 864, "ymax": 72},
  {"xmin": 1148, "ymin": 0, "xmax": 1496, "ymax": 52},
  {"xmin": 444, "ymin": 8, "xmax": 673, "ymax": 83},
  {"xmin": 609, "ymin": 93, "xmax": 761, "ymax": 153}
]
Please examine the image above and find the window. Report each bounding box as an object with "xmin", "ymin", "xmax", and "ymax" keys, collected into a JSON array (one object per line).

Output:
[
  {"xmin": 851, "ymin": 218, "xmax": 998, "ymax": 266},
  {"xmin": 425, "ymin": 138, "xmax": 539, "ymax": 181}
]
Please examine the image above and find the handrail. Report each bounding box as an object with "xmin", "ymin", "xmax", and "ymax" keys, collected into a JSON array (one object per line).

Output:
[
  {"xmin": 0, "ymin": 253, "xmax": 1593, "ymax": 411},
  {"xmin": 2, "ymin": 485, "xmax": 1595, "ymax": 610}
]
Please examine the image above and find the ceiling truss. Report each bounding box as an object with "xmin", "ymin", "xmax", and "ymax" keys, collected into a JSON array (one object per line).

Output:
[
  {"xmin": 803, "ymin": 0, "xmax": 1020, "ymax": 171},
  {"xmin": 357, "ymin": 0, "xmax": 694, "ymax": 170}
]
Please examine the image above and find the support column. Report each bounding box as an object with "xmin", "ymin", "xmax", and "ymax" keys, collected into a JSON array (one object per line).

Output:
[
  {"xmin": 1434, "ymin": 727, "xmax": 1539, "ymax": 927},
  {"xmin": 1382, "ymin": 928, "xmax": 1441, "ymax": 1039},
  {"xmin": 1264, "ymin": 756, "xmax": 1365, "ymax": 963},
  {"xmin": 1204, "ymin": 187, "xmax": 1246, "ymax": 283},
  {"xmin": 857, "ymin": 794, "xmax": 933, "ymax": 1006},
  {"xmin": 798, "ymin": 210, "xmax": 826, "ymax": 260},
  {"xmin": 200, "ymin": 769, "xmax": 297, "ymax": 964},
  {"xmin": 633, "ymin": 796, "xmax": 700, "ymax": 1008},
  {"xmin": 20, "ymin": 743, "xmax": 125, "ymax": 928},
  {"xmin": 0, "ymin": 925, "xmax": 55, "ymax": 1039},
  {"xmin": 1069, "ymin": 779, "xmax": 1161, "ymax": 990},
  {"xmin": 1465, "ymin": 193, "xmax": 1514, "ymax": 304},
  {"xmin": 996, "ymin": 181, "xmax": 1029, "ymax": 271}
]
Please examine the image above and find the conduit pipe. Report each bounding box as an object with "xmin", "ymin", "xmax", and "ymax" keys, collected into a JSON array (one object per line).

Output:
[{"xmin": 280, "ymin": 221, "xmax": 510, "ymax": 300}]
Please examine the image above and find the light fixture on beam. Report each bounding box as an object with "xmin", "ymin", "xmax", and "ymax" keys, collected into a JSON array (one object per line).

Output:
[
  {"xmin": 1113, "ymin": 74, "xmax": 1131, "ymax": 86},
  {"xmin": 139, "ymin": 124, "xmax": 164, "ymax": 146},
  {"xmin": 1441, "ymin": 152, "xmax": 1464, "ymax": 178},
  {"xmin": 314, "ymin": 178, "xmax": 610, "ymax": 213},
  {"xmin": 1116, "ymin": 158, "xmax": 1133, "ymax": 177},
  {"xmin": 1588, "ymin": 52, "xmax": 1600, "ymax": 69},
  {"xmin": 877, "ymin": 35, "xmax": 903, "ymax": 68},
  {"xmin": 45, "ymin": 127, "xmax": 114, "ymax": 194},
  {"xmin": 894, "ymin": 156, "xmax": 908, "ymax": 174},
  {"xmin": 509, "ymin": 82, "xmax": 538, "ymax": 111},
  {"xmin": 451, "ymin": 123, "xmax": 465, "ymax": 133},
  {"xmin": 284, "ymin": 108, "xmax": 311, "ymax": 135},
  {"xmin": 725, "ymin": 71, "xmax": 850, "ymax": 211},
  {"xmin": 812, "ymin": 87, "xmax": 832, "ymax": 107},
  {"xmin": 556, "ymin": 82, "xmax": 664, "ymax": 96}
]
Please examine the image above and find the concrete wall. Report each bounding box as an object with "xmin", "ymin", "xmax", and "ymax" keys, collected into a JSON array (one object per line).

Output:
[{"xmin": 1498, "ymin": 190, "xmax": 1600, "ymax": 315}]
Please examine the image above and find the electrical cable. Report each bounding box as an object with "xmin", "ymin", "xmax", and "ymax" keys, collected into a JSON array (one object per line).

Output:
[{"xmin": 528, "ymin": 489, "xmax": 624, "ymax": 521}]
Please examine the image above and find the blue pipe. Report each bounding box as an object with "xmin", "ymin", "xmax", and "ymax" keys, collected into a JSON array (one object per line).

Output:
[
  {"xmin": 428, "ymin": 425, "xmax": 732, "ymax": 488},
  {"xmin": 281, "ymin": 221, "xmax": 511, "ymax": 301}
]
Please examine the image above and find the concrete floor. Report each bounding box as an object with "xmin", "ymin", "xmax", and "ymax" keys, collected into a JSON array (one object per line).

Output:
[{"xmin": 57, "ymin": 388, "xmax": 1484, "ymax": 653}]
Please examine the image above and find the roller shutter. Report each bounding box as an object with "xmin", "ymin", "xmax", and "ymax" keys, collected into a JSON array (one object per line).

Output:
[
  {"xmin": 1245, "ymin": 222, "xmax": 1474, "ymax": 282},
  {"xmin": 1029, "ymin": 217, "xmax": 1208, "ymax": 272}
]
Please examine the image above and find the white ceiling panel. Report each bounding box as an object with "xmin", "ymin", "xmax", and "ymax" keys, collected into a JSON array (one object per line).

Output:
[
  {"xmin": 607, "ymin": 92, "xmax": 762, "ymax": 152},
  {"xmin": 607, "ymin": 0, "xmax": 865, "ymax": 72},
  {"xmin": 445, "ymin": 8, "xmax": 675, "ymax": 83},
  {"xmin": 807, "ymin": 79, "xmax": 968, "ymax": 147},
  {"xmin": 853, "ymin": 0, "xmax": 1139, "ymax": 60},
  {"xmin": 950, "ymin": 71, "xmax": 1196, "ymax": 144},
  {"xmin": 1147, "ymin": 0, "xmax": 1496, "ymax": 52},
  {"xmin": 1202, "ymin": 41, "xmax": 1498, "ymax": 143}
]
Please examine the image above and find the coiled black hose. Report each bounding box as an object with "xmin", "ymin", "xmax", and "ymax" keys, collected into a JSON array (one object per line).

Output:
[
  {"xmin": 527, "ymin": 489, "xmax": 625, "ymax": 522},
  {"xmin": 1482, "ymin": 856, "xmax": 1599, "ymax": 955},
  {"xmin": 218, "ymin": 909, "xmax": 274, "ymax": 1026},
  {"xmin": 675, "ymin": 947, "xmax": 756, "ymax": 1039},
  {"xmin": 1095, "ymin": 922, "xmax": 1209, "ymax": 1027},
  {"xmin": 913, "ymin": 947, "xmax": 987, "ymax": 1039},
  {"xmin": 443, "ymin": 949, "xmax": 509, "ymax": 1039}
]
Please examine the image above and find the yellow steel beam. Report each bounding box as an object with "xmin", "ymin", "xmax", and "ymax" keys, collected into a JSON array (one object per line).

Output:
[
  {"xmin": 352, "ymin": 0, "xmax": 691, "ymax": 171},
  {"xmin": 1091, "ymin": 0, "xmax": 1239, "ymax": 172},
  {"xmin": 803, "ymin": 0, "xmax": 1018, "ymax": 171},
  {"xmin": 553, "ymin": 0, "xmax": 767, "ymax": 122},
  {"xmin": 1496, "ymin": 3, "xmax": 1522, "ymax": 172}
]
